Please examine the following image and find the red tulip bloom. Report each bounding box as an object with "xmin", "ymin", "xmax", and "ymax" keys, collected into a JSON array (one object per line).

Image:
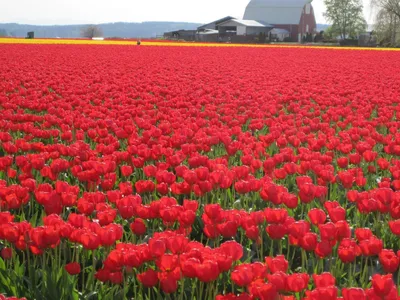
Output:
[
  {"xmin": 0, "ymin": 212, "xmax": 14, "ymax": 225},
  {"xmin": 327, "ymin": 206, "xmax": 346, "ymax": 223},
  {"xmin": 319, "ymin": 222, "xmax": 337, "ymax": 244},
  {"xmin": 216, "ymin": 293, "xmax": 252, "ymax": 300},
  {"xmin": 149, "ymin": 238, "xmax": 166, "ymax": 257},
  {"xmin": 300, "ymin": 232, "xmax": 318, "ymax": 251},
  {"xmin": 338, "ymin": 239, "xmax": 361, "ymax": 263},
  {"xmin": 80, "ymin": 231, "xmax": 100, "ymax": 250},
  {"xmin": 265, "ymin": 255, "xmax": 288, "ymax": 274},
  {"xmin": 359, "ymin": 236, "xmax": 383, "ymax": 257},
  {"xmin": 204, "ymin": 204, "xmax": 222, "ymax": 222},
  {"xmin": 266, "ymin": 271, "xmax": 287, "ymax": 292},
  {"xmin": 342, "ymin": 288, "xmax": 366, "ymax": 300},
  {"xmin": 388, "ymin": 220, "xmax": 400, "ymax": 235},
  {"xmin": 371, "ymin": 273, "xmax": 395, "ymax": 297},
  {"xmin": 196, "ymin": 260, "xmax": 220, "ymax": 282},
  {"xmin": 65, "ymin": 262, "xmax": 81, "ymax": 275},
  {"xmin": 289, "ymin": 221, "xmax": 310, "ymax": 245},
  {"xmin": 137, "ymin": 269, "xmax": 159, "ymax": 287},
  {"xmin": 308, "ymin": 208, "xmax": 326, "ymax": 226},
  {"xmin": 337, "ymin": 157, "xmax": 348, "ymax": 168},
  {"xmin": 335, "ymin": 220, "xmax": 351, "ymax": 241},
  {"xmin": 231, "ymin": 264, "xmax": 254, "ymax": 287},
  {"xmin": 130, "ymin": 218, "xmax": 146, "ymax": 236},
  {"xmin": 245, "ymin": 226, "xmax": 260, "ymax": 241},
  {"xmin": 315, "ymin": 240, "xmax": 333, "ymax": 258},
  {"xmin": 95, "ymin": 268, "xmax": 111, "ymax": 283},
  {"xmin": 158, "ymin": 270, "xmax": 180, "ymax": 293},
  {"xmin": 109, "ymin": 271, "xmax": 123, "ymax": 284},
  {"xmin": 120, "ymin": 165, "xmax": 133, "ymax": 177},
  {"xmin": 220, "ymin": 241, "xmax": 243, "ymax": 261},
  {"xmin": 183, "ymin": 199, "xmax": 199, "ymax": 212},
  {"xmin": 312, "ymin": 272, "xmax": 336, "ymax": 288},
  {"xmin": 180, "ymin": 257, "xmax": 200, "ymax": 278},
  {"xmin": 0, "ymin": 247, "xmax": 12, "ymax": 260},
  {"xmin": 337, "ymin": 171, "xmax": 354, "ymax": 189},
  {"xmin": 119, "ymin": 181, "xmax": 133, "ymax": 195},
  {"xmin": 217, "ymin": 221, "xmax": 239, "ymax": 238},
  {"xmin": 306, "ymin": 286, "xmax": 338, "ymax": 300},
  {"xmin": 258, "ymin": 283, "xmax": 279, "ymax": 300},
  {"xmin": 379, "ymin": 249, "xmax": 400, "ymax": 273},
  {"xmin": 266, "ymin": 224, "xmax": 287, "ymax": 240},
  {"xmin": 286, "ymin": 273, "xmax": 309, "ymax": 292},
  {"xmin": 355, "ymin": 228, "xmax": 373, "ymax": 241},
  {"xmin": 264, "ymin": 208, "xmax": 288, "ymax": 224}
]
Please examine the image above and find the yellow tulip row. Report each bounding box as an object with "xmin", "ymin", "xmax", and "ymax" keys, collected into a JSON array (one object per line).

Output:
[{"xmin": 1, "ymin": 37, "xmax": 400, "ymax": 51}]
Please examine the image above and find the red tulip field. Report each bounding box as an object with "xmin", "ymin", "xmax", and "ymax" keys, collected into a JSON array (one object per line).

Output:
[{"xmin": 0, "ymin": 43, "xmax": 400, "ymax": 300}]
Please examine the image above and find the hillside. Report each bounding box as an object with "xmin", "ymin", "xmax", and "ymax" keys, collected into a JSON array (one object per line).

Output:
[
  {"xmin": 0, "ymin": 22, "xmax": 202, "ymax": 38},
  {"xmin": 0, "ymin": 22, "xmax": 332, "ymax": 39}
]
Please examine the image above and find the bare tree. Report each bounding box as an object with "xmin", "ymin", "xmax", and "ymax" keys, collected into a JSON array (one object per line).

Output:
[
  {"xmin": 80, "ymin": 25, "xmax": 103, "ymax": 38},
  {"xmin": 371, "ymin": 0, "xmax": 400, "ymax": 17},
  {"xmin": 370, "ymin": 0, "xmax": 400, "ymax": 45}
]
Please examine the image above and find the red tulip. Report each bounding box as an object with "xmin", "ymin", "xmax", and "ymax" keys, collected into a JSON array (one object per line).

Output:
[
  {"xmin": 265, "ymin": 255, "xmax": 288, "ymax": 274},
  {"xmin": 137, "ymin": 269, "xmax": 159, "ymax": 287},
  {"xmin": 342, "ymin": 287, "xmax": 366, "ymax": 300},
  {"xmin": 388, "ymin": 220, "xmax": 400, "ymax": 235},
  {"xmin": 315, "ymin": 240, "xmax": 333, "ymax": 258},
  {"xmin": 286, "ymin": 273, "xmax": 309, "ymax": 292},
  {"xmin": 379, "ymin": 249, "xmax": 400, "ymax": 273},
  {"xmin": 300, "ymin": 232, "xmax": 318, "ymax": 251},
  {"xmin": 0, "ymin": 247, "xmax": 12, "ymax": 260},
  {"xmin": 355, "ymin": 228, "xmax": 373, "ymax": 241},
  {"xmin": 371, "ymin": 273, "xmax": 395, "ymax": 297},
  {"xmin": 308, "ymin": 208, "xmax": 326, "ymax": 226},
  {"xmin": 231, "ymin": 264, "xmax": 254, "ymax": 287},
  {"xmin": 130, "ymin": 218, "xmax": 146, "ymax": 236},
  {"xmin": 266, "ymin": 224, "xmax": 287, "ymax": 240},
  {"xmin": 65, "ymin": 262, "xmax": 81, "ymax": 275},
  {"xmin": 196, "ymin": 260, "xmax": 220, "ymax": 282},
  {"xmin": 120, "ymin": 165, "xmax": 133, "ymax": 177},
  {"xmin": 312, "ymin": 272, "xmax": 336, "ymax": 288}
]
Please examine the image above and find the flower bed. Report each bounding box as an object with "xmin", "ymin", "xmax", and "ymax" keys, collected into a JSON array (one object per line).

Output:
[{"xmin": 0, "ymin": 43, "xmax": 399, "ymax": 299}]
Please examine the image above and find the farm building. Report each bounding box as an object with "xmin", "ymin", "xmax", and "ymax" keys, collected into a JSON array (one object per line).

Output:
[
  {"xmin": 197, "ymin": 16, "xmax": 236, "ymax": 32},
  {"xmin": 164, "ymin": 0, "xmax": 317, "ymax": 43},
  {"xmin": 243, "ymin": 0, "xmax": 316, "ymax": 42},
  {"xmin": 163, "ymin": 30, "xmax": 197, "ymax": 41},
  {"xmin": 217, "ymin": 19, "xmax": 273, "ymax": 36}
]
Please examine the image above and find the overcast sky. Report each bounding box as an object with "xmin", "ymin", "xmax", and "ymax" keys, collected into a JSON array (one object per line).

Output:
[{"xmin": 0, "ymin": 0, "xmax": 373, "ymax": 26}]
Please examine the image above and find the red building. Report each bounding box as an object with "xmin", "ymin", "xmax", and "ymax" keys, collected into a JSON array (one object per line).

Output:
[{"xmin": 243, "ymin": 0, "xmax": 317, "ymax": 42}]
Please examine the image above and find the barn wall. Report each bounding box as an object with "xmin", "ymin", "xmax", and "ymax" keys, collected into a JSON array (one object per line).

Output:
[
  {"xmin": 273, "ymin": 24, "xmax": 299, "ymax": 41},
  {"xmin": 237, "ymin": 26, "xmax": 247, "ymax": 35},
  {"xmin": 298, "ymin": 4, "xmax": 317, "ymax": 36},
  {"xmin": 246, "ymin": 27, "xmax": 272, "ymax": 35}
]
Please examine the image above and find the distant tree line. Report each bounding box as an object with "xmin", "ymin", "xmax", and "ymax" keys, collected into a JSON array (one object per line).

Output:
[
  {"xmin": 0, "ymin": 28, "xmax": 8, "ymax": 37},
  {"xmin": 0, "ymin": 22, "xmax": 202, "ymax": 39}
]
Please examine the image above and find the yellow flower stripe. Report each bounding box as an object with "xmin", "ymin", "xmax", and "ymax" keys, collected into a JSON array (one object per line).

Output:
[{"xmin": 1, "ymin": 37, "xmax": 400, "ymax": 51}]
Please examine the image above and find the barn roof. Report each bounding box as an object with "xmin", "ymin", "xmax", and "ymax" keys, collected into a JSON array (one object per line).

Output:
[
  {"xmin": 219, "ymin": 19, "xmax": 273, "ymax": 28},
  {"xmin": 243, "ymin": 0, "xmax": 312, "ymax": 25},
  {"xmin": 197, "ymin": 16, "xmax": 235, "ymax": 30}
]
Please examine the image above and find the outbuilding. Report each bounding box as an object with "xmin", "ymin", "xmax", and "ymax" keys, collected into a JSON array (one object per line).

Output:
[
  {"xmin": 217, "ymin": 19, "xmax": 273, "ymax": 36},
  {"xmin": 243, "ymin": 0, "xmax": 316, "ymax": 42}
]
